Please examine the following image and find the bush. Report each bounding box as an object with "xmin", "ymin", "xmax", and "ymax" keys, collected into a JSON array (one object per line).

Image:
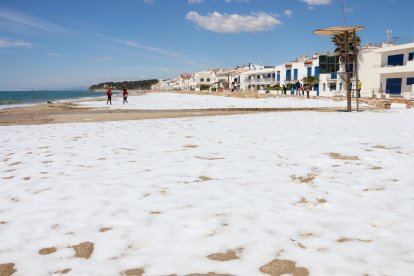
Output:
[
  {"xmin": 211, "ymin": 87, "xmax": 216, "ymax": 92},
  {"xmin": 268, "ymin": 84, "xmax": 281, "ymax": 90},
  {"xmin": 200, "ymin": 84, "xmax": 210, "ymax": 91}
]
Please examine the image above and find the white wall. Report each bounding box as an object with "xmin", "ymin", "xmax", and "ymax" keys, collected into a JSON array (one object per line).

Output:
[{"xmin": 358, "ymin": 50, "xmax": 382, "ymax": 97}]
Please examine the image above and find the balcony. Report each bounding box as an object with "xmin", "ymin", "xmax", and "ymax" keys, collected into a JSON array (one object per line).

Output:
[
  {"xmin": 374, "ymin": 61, "xmax": 414, "ymax": 74},
  {"xmin": 245, "ymin": 77, "xmax": 276, "ymax": 84}
]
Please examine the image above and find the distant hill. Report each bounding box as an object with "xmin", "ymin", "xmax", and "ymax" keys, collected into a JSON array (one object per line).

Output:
[{"xmin": 88, "ymin": 79, "xmax": 158, "ymax": 91}]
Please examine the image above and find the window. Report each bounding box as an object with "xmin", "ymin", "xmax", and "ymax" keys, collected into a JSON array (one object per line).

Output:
[
  {"xmin": 277, "ymin": 71, "xmax": 280, "ymax": 81},
  {"xmin": 339, "ymin": 83, "xmax": 343, "ymax": 90},
  {"xmin": 200, "ymin": 78, "xmax": 204, "ymax": 82},
  {"xmin": 207, "ymin": 78, "xmax": 210, "ymax": 82},
  {"xmin": 323, "ymin": 83, "xmax": 326, "ymax": 91},
  {"xmin": 267, "ymin": 74, "xmax": 271, "ymax": 78},
  {"xmin": 409, "ymin": 53, "xmax": 414, "ymax": 61},
  {"xmin": 407, "ymin": 77, "xmax": 414, "ymax": 85},
  {"xmin": 293, "ymin": 69, "xmax": 298, "ymax": 81},
  {"xmin": 386, "ymin": 78, "xmax": 402, "ymax": 94},
  {"xmin": 286, "ymin": 69, "xmax": 291, "ymax": 81},
  {"xmin": 307, "ymin": 67, "xmax": 312, "ymax": 77},
  {"xmin": 387, "ymin": 54, "xmax": 404, "ymax": 66},
  {"xmin": 331, "ymin": 73, "xmax": 337, "ymax": 79},
  {"xmin": 314, "ymin": 67, "xmax": 320, "ymax": 78}
]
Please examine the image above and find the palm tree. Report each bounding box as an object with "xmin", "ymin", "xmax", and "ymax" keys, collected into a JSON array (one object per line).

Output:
[
  {"xmin": 331, "ymin": 31, "xmax": 361, "ymax": 111},
  {"xmin": 302, "ymin": 76, "xmax": 319, "ymax": 99},
  {"xmin": 331, "ymin": 32, "xmax": 361, "ymax": 62}
]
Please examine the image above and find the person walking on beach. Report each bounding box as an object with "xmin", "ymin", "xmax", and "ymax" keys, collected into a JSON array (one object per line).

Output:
[
  {"xmin": 282, "ymin": 84, "xmax": 287, "ymax": 95},
  {"xmin": 106, "ymin": 89, "xmax": 112, "ymax": 105},
  {"xmin": 295, "ymin": 81, "xmax": 301, "ymax": 95},
  {"xmin": 357, "ymin": 80, "xmax": 362, "ymax": 98},
  {"xmin": 122, "ymin": 88, "xmax": 128, "ymax": 105}
]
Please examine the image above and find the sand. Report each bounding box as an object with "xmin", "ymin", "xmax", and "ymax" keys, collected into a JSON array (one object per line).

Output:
[{"xmin": 0, "ymin": 91, "xmax": 383, "ymax": 126}]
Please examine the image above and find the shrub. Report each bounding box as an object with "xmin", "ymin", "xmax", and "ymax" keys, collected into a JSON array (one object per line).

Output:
[
  {"xmin": 268, "ymin": 84, "xmax": 281, "ymax": 90},
  {"xmin": 200, "ymin": 84, "xmax": 210, "ymax": 91}
]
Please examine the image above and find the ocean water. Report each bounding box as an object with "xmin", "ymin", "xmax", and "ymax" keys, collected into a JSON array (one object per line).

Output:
[{"xmin": 0, "ymin": 90, "xmax": 111, "ymax": 108}]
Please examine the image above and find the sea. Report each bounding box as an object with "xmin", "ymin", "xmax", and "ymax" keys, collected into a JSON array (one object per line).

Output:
[{"xmin": 0, "ymin": 90, "xmax": 113, "ymax": 109}]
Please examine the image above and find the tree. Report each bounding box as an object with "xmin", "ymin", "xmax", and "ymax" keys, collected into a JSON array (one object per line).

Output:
[
  {"xmin": 331, "ymin": 32, "xmax": 361, "ymax": 63},
  {"xmin": 331, "ymin": 31, "xmax": 361, "ymax": 111},
  {"xmin": 302, "ymin": 76, "xmax": 319, "ymax": 98},
  {"xmin": 88, "ymin": 79, "xmax": 159, "ymax": 91}
]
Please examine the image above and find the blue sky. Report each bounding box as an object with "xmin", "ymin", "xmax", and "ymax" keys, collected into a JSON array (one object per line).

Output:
[{"xmin": 1, "ymin": 0, "xmax": 413, "ymax": 90}]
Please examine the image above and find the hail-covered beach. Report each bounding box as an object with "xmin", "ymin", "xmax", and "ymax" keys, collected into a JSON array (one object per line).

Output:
[{"xmin": 1, "ymin": 92, "xmax": 414, "ymax": 276}]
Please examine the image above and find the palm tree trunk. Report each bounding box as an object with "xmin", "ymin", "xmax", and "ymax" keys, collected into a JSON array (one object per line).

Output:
[{"xmin": 345, "ymin": 31, "xmax": 351, "ymax": 112}]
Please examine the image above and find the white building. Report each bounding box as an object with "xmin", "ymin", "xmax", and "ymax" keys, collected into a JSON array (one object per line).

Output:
[
  {"xmin": 272, "ymin": 54, "xmax": 322, "ymax": 96},
  {"xmin": 155, "ymin": 40, "xmax": 414, "ymax": 99},
  {"xmin": 359, "ymin": 42, "xmax": 414, "ymax": 98},
  {"xmin": 178, "ymin": 73, "xmax": 193, "ymax": 91},
  {"xmin": 192, "ymin": 70, "xmax": 218, "ymax": 91},
  {"xmin": 243, "ymin": 66, "xmax": 276, "ymax": 91}
]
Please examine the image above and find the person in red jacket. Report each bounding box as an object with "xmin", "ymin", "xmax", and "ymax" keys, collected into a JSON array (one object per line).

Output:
[
  {"xmin": 106, "ymin": 89, "xmax": 112, "ymax": 105},
  {"xmin": 122, "ymin": 88, "xmax": 128, "ymax": 105}
]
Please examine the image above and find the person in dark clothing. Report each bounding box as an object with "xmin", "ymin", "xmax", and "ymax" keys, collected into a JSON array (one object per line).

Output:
[
  {"xmin": 122, "ymin": 88, "xmax": 128, "ymax": 104},
  {"xmin": 106, "ymin": 89, "xmax": 112, "ymax": 105},
  {"xmin": 282, "ymin": 84, "xmax": 287, "ymax": 95},
  {"xmin": 295, "ymin": 81, "xmax": 301, "ymax": 95}
]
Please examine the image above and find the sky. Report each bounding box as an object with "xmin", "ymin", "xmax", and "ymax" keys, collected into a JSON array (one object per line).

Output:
[{"xmin": 0, "ymin": 0, "xmax": 414, "ymax": 90}]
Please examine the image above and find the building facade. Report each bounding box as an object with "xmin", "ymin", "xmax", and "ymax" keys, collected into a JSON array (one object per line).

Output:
[{"xmin": 154, "ymin": 41, "xmax": 414, "ymax": 98}]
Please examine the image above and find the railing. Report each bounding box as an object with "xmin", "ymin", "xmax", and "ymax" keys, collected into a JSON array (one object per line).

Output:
[
  {"xmin": 245, "ymin": 78, "xmax": 276, "ymax": 83},
  {"xmin": 372, "ymin": 89, "xmax": 385, "ymax": 98},
  {"xmin": 375, "ymin": 61, "xmax": 414, "ymax": 68}
]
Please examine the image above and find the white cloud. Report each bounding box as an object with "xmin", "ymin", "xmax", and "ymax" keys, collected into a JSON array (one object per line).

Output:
[
  {"xmin": 93, "ymin": 56, "xmax": 112, "ymax": 63},
  {"xmin": 0, "ymin": 37, "xmax": 32, "ymax": 48},
  {"xmin": 117, "ymin": 39, "xmax": 182, "ymax": 58},
  {"xmin": 92, "ymin": 33, "xmax": 177, "ymax": 57},
  {"xmin": 0, "ymin": 7, "xmax": 67, "ymax": 33},
  {"xmin": 47, "ymin": 52, "xmax": 65, "ymax": 57},
  {"xmin": 92, "ymin": 32, "xmax": 207, "ymax": 68},
  {"xmin": 225, "ymin": 0, "xmax": 249, "ymax": 2},
  {"xmin": 188, "ymin": 0, "xmax": 203, "ymax": 3},
  {"xmin": 284, "ymin": 9, "xmax": 293, "ymax": 18},
  {"xmin": 186, "ymin": 11, "xmax": 281, "ymax": 33},
  {"xmin": 301, "ymin": 0, "xmax": 331, "ymax": 5}
]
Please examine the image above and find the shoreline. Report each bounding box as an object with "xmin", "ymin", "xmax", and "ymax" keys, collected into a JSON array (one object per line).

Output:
[
  {"xmin": 0, "ymin": 102, "xmax": 358, "ymax": 126},
  {"xmin": 0, "ymin": 91, "xmax": 388, "ymax": 126}
]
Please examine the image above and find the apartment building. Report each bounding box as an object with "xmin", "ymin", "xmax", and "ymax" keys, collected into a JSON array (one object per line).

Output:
[
  {"xmin": 158, "ymin": 41, "xmax": 414, "ymax": 98},
  {"xmin": 244, "ymin": 66, "xmax": 276, "ymax": 91},
  {"xmin": 360, "ymin": 42, "xmax": 414, "ymax": 97},
  {"xmin": 193, "ymin": 70, "xmax": 218, "ymax": 91}
]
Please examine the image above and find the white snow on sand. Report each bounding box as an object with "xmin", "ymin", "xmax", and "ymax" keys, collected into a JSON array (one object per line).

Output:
[
  {"xmin": 78, "ymin": 92, "xmax": 368, "ymax": 110},
  {"xmin": 1, "ymin": 96, "xmax": 414, "ymax": 275}
]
